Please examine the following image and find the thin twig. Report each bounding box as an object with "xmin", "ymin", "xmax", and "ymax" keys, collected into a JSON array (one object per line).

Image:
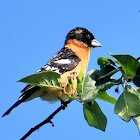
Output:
[{"xmin": 20, "ymin": 100, "xmax": 71, "ymax": 140}]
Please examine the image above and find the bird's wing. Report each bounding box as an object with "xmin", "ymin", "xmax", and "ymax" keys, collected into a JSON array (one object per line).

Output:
[
  {"xmin": 38, "ymin": 47, "xmax": 81, "ymax": 74},
  {"xmin": 22, "ymin": 47, "xmax": 81, "ymax": 92}
]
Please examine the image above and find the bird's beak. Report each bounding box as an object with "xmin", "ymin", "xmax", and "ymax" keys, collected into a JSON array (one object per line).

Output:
[{"xmin": 91, "ymin": 39, "xmax": 102, "ymax": 47}]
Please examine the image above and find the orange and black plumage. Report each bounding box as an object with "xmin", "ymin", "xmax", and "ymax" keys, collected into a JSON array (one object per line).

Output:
[{"xmin": 2, "ymin": 27, "xmax": 102, "ymax": 117}]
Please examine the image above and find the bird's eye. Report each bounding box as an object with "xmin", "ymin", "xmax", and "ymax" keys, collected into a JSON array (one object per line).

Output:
[{"xmin": 86, "ymin": 34, "xmax": 91, "ymax": 39}]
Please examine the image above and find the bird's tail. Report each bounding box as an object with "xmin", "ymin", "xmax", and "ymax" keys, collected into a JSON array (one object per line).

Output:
[
  {"xmin": 2, "ymin": 86, "xmax": 40, "ymax": 117},
  {"xmin": 2, "ymin": 99, "xmax": 25, "ymax": 117}
]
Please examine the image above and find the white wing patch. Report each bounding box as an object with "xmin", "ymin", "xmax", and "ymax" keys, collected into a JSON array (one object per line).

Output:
[
  {"xmin": 54, "ymin": 59, "xmax": 71, "ymax": 64},
  {"xmin": 45, "ymin": 65, "xmax": 51, "ymax": 71},
  {"xmin": 37, "ymin": 48, "xmax": 80, "ymax": 74}
]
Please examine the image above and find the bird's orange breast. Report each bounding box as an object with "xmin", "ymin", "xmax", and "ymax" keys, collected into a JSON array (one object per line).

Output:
[{"xmin": 41, "ymin": 40, "xmax": 92, "ymax": 102}]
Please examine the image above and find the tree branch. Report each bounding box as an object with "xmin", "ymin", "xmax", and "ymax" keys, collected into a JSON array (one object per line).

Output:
[{"xmin": 20, "ymin": 100, "xmax": 71, "ymax": 140}]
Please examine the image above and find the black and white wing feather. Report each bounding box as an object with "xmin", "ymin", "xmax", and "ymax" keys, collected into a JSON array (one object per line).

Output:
[{"xmin": 38, "ymin": 47, "xmax": 81, "ymax": 74}]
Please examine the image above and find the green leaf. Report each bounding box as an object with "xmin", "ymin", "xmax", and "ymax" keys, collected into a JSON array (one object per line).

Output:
[
  {"xmin": 114, "ymin": 60, "xmax": 121, "ymax": 65},
  {"xmin": 96, "ymin": 64, "xmax": 117, "ymax": 80},
  {"xmin": 125, "ymin": 85, "xmax": 140, "ymax": 116},
  {"xmin": 114, "ymin": 85, "xmax": 140, "ymax": 121},
  {"xmin": 18, "ymin": 71, "xmax": 61, "ymax": 88},
  {"xmin": 98, "ymin": 57, "xmax": 116, "ymax": 68},
  {"xmin": 109, "ymin": 53, "xmax": 140, "ymax": 79},
  {"xmin": 137, "ymin": 88, "xmax": 140, "ymax": 93},
  {"xmin": 83, "ymin": 101, "xmax": 107, "ymax": 131},
  {"xmin": 81, "ymin": 66, "xmax": 120, "ymax": 102},
  {"xmin": 95, "ymin": 65, "xmax": 121, "ymax": 91},
  {"xmin": 97, "ymin": 91, "xmax": 117, "ymax": 104},
  {"xmin": 133, "ymin": 66, "xmax": 140, "ymax": 87},
  {"xmin": 114, "ymin": 93, "xmax": 131, "ymax": 122},
  {"xmin": 81, "ymin": 69, "xmax": 99, "ymax": 101},
  {"xmin": 96, "ymin": 78, "xmax": 121, "ymax": 92},
  {"xmin": 132, "ymin": 115, "xmax": 140, "ymax": 133},
  {"xmin": 97, "ymin": 69, "xmax": 120, "ymax": 80}
]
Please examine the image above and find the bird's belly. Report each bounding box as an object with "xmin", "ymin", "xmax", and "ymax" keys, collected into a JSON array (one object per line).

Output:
[{"xmin": 40, "ymin": 87, "xmax": 69, "ymax": 102}]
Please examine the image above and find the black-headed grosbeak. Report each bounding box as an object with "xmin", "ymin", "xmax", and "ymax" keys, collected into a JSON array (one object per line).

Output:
[{"xmin": 2, "ymin": 27, "xmax": 102, "ymax": 117}]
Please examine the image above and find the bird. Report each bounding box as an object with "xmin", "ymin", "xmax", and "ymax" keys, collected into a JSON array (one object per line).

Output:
[{"xmin": 2, "ymin": 27, "xmax": 102, "ymax": 117}]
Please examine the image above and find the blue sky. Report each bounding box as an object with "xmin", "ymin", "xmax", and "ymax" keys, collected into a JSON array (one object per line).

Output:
[{"xmin": 1, "ymin": 0, "xmax": 140, "ymax": 140}]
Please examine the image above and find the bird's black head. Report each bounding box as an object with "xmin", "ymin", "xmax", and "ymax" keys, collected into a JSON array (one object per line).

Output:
[{"xmin": 65, "ymin": 27, "xmax": 102, "ymax": 48}]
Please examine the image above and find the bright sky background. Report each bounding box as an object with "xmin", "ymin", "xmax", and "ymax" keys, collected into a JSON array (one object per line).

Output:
[{"xmin": 1, "ymin": 0, "xmax": 140, "ymax": 140}]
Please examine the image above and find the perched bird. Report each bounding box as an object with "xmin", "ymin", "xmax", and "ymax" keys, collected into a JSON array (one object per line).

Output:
[{"xmin": 2, "ymin": 27, "xmax": 102, "ymax": 117}]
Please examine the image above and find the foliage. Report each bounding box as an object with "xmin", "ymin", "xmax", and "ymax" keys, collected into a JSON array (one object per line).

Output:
[
  {"xmin": 19, "ymin": 54, "xmax": 140, "ymax": 133},
  {"xmin": 19, "ymin": 71, "xmax": 61, "ymax": 88}
]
